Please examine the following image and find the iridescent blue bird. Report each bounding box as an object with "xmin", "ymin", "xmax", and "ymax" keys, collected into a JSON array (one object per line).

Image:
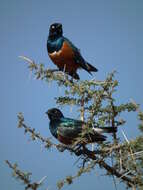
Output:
[
  {"xmin": 46, "ymin": 108, "xmax": 117, "ymax": 145},
  {"xmin": 47, "ymin": 23, "xmax": 98, "ymax": 79}
]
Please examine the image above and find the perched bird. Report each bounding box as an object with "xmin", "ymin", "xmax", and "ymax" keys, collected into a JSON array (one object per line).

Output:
[
  {"xmin": 47, "ymin": 23, "xmax": 98, "ymax": 79},
  {"xmin": 46, "ymin": 108, "xmax": 117, "ymax": 145}
]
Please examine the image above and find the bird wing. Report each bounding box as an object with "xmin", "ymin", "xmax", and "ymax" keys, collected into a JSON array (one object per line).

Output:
[
  {"xmin": 57, "ymin": 127, "xmax": 81, "ymax": 139},
  {"xmin": 57, "ymin": 117, "xmax": 83, "ymax": 138},
  {"xmin": 63, "ymin": 37, "xmax": 80, "ymax": 53},
  {"xmin": 57, "ymin": 118, "xmax": 106, "ymax": 141},
  {"xmin": 63, "ymin": 37, "xmax": 91, "ymax": 71}
]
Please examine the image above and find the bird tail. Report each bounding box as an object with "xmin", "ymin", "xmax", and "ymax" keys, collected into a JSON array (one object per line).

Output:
[
  {"xmin": 85, "ymin": 62, "xmax": 98, "ymax": 73},
  {"xmin": 93, "ymin": 127, "xmax": 117, "ymax": 134},
  {"xmin": 86, "ymin": 132, "xmax": 107, "ymax": 142}
]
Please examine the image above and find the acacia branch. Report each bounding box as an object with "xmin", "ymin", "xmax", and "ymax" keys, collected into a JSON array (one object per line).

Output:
[
  {"xmin": 15, "ymin": 57, "xmax": 143, "ymax": 189},
  {"xmin": 17, "ymin": 113, "xmax": 143, "ymax": 188},
  {"xmin": 6, "ymin": 160, "xmax": 47, "ymax": 190}
]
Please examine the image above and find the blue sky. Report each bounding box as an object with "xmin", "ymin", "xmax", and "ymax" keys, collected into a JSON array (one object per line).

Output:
[{"xmin": 0, "ymin": 0, "xmax": 143, "ymax": 189}]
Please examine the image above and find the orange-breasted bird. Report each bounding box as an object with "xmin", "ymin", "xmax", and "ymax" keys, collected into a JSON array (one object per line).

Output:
[
  {"xmin": 47, "ymin": 23, "xmax": 98, "ymax": 79},
  {"xmin": 46, "ymin": 108, "xmax": 117, "ymax": 145}
]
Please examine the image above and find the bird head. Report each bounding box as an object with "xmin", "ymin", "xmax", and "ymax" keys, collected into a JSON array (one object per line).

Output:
[
  {"xmin": 48, "ymin": 23, "xmax": 63, "ymax": 39},
  {"xmin": 46, "ymin": 108, "xmax": 64, "ymax": 121}
]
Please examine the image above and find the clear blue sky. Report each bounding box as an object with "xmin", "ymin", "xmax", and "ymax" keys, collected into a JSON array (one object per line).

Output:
[{"xmin": 0, "ymin": 0, "xmax": 143, "ymax": 189}]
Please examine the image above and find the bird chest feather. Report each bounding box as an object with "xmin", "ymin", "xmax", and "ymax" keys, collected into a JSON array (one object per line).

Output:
[{"xmin": 48, "ymin": 41, "xmax": 79, "ymax": 72}]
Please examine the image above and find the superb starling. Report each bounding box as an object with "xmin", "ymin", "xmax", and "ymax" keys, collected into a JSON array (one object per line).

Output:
[
  {"xmin": 47, "ymin": 23, "xmax": 98, "ymax": 79},
  {"xmin": 46, "ymin": 108, "xmax": 117, "ymax": 145}
]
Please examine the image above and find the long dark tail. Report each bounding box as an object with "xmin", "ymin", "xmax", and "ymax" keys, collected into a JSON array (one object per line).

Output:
[
  {"xmin": 86, "ymin": 132, "xmax": 107, "ymax": 142},
  {"xmin": 93, "ymin": 127, "xmax": 117, "ymax": 133},
  {"xmin": 75, "ymin": 50, "xmax": 98, "ymax": 73},
  {"xmin": 85, "ymin": 62, "xmax": 98, "ymax": 73},
  {"xmin": 78, "ymin": 58, "xmax": 98, "ymax": 74}
]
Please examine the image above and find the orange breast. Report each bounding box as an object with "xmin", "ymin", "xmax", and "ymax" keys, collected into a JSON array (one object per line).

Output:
[{"xmin": 48, "ymin": 41, "xmax": 79, "ymax": 73}]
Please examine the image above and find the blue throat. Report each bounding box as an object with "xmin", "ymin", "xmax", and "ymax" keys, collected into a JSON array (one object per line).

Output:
[
  {"xmin": 47, "ymin": 36, "xmax": 64, "ymax": 53},
  {"xmin": 49, "ymin": 121, "xmax": 58, "ymax": 138},
  {"xmin": 49, "ymin": 118, "xmax": 64, "ymax": 138}
]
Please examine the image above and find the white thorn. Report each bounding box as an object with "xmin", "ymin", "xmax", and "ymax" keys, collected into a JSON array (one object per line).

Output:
[
  {"xmin": 19, "ymin": 55, "xmax": 34, "ymax": 64},
  {"xmin": 121, "ymin": 130, "xmax": 129, "ymax": 144},
  {"xmin": 37, "ymin": 175, "xmax": 47, "ymax": 185},
  {"xmin": 128, "ymin": 150, "xmax": 143, "ymax": 157},
  {"xmin": 91, "ymin": 143, "xmax": 95, "ymax": 151},
  {"xmin": 118, "ymin": 171, "xmax": 132, "ymax": 180}
]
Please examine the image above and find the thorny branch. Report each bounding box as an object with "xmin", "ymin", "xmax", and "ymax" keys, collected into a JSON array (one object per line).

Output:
[
  {"xmin": 5, "ymin": 160, "xmax": 47, "ymax": 190},
  {"xmin": 17, "ymin": 113, "xmax": 143, "ymax": 188},
  {"xmin": 6, "ymin": 56, "xmax": 143, "ymax": 189}
]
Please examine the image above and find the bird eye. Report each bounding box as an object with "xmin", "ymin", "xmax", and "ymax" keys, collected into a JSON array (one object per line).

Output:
[{"xmin": 51, "ymin": 25, "xmax": 55, "ymax": 29}]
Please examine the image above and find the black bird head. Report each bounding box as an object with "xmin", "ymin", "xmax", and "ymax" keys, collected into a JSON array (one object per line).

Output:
[
  {"xmin": 48, "ymin": 23, "xmax": 63, "ymax": 40},
  {"xmin": 46, "ymin": 108, "xmax": 64, "ymax": 121}
]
